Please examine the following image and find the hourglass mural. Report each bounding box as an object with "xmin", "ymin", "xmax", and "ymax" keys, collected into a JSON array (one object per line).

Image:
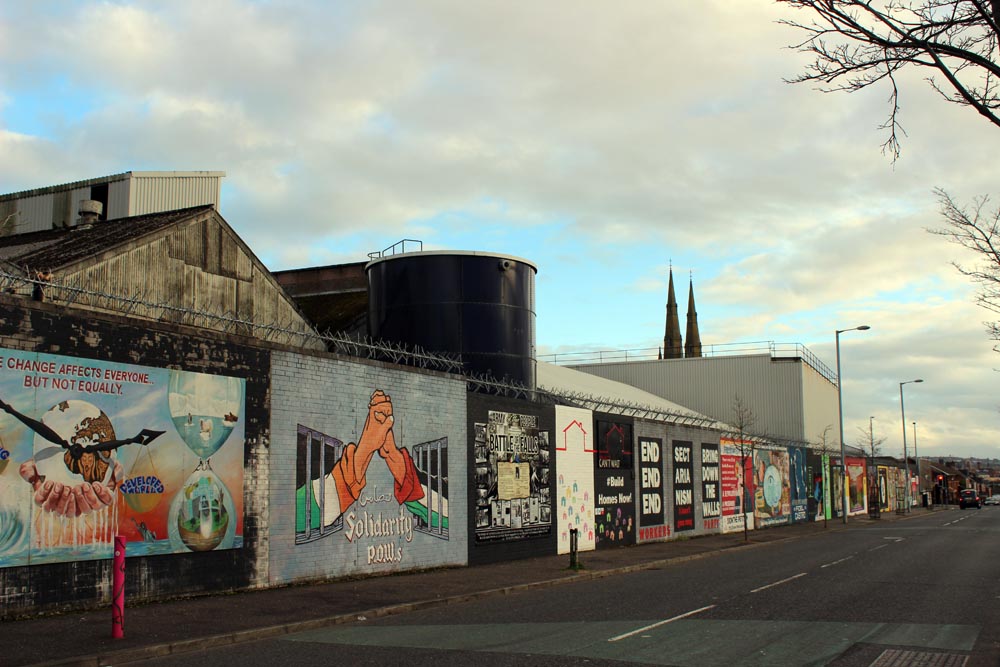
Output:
[{"xmin": 0, "ymin": 347, "xmax": 245, "ymax": 568}]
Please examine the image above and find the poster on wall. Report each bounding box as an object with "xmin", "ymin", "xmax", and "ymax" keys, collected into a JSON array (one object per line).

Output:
[
  {"xmin": 672, "ymin": 440, "xmax": 694, "ymax": 532},
  {"xmin": 294, "ymin": 389, "xmax": 449, "ymax": 566},
  {"xmin": 555, "ymin": 406, "xmax": 595, "ymax": 555},
  {"xmin": 720, "ymin": 439, "xmax": 754, "ymax": 533},
  {"xmin": 830, "ymin": 460, "xmax": 845, "ymax": 518},
  {"xmin": 845, "ymin": 456, "xmax": 866, "ymax": 514},
  {"xmin": 753, "ymin": 447, "xmax": 790, "ymax": 527},
  {"xmin": 0, "ymin": 348, "xmax": 245, "ymax": 568},
  {"xmin": 637, "ymin": 436, "xmax": 668, "ymax": 541},
  {"xmin": 805, "ymin": 451, "xmax": 825, "ymax": 521},
  {"xmin": 594, "ymin": 420, "xmax": 634, "ymax": 548},
  {"xmin": 701, "ymin": 443, "xmax": 720, "ymax": 531},
  {"xmin": 474, "ymin": 410, "xmax": 551, "ymax": 544},
  {"xmin": 789, "ymin": 447, "xmax": 807, "ymax": 523},
  {"xmin": 877, "ymin": 466, "xmax": 889, "ymax": 512}
]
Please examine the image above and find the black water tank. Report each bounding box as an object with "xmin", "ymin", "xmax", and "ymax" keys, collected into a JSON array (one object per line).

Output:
[{"xmin": 366, "ymin": 251, "xmax": 537, "ymax": 388}]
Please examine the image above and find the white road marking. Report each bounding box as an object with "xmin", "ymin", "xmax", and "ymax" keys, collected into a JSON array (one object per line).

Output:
[
  {"xmin": 883, "ymin": 537, "xmax": 904, "ymax": 541},
  {"xmin": 869, "ymin": 544, "xmax": 888, "ymax": 552},
  {"xmin": 750, "ymin": 572, "xmax": 807, "ymax": 593},
  {"xmin": 607, "ymin": 605, "xmax": 717, "ymax": 642},
  {"xmin": 821, "ymin": 555, "xmax": 855, "ymax": 568}
]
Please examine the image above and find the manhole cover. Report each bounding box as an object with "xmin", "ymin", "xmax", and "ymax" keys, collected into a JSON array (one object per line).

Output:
[{"xmin": 870, "ymin": 649, "xmax": 968, "ymax": 667}]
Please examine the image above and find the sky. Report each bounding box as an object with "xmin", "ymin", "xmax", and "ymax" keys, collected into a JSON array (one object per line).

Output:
[{"xmin": 1, "ymin": 1, "xmax": 998, "ymax": 461}]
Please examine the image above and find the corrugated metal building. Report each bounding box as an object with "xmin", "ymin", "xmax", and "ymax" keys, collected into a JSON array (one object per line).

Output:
[
  {"xmin": 0, "ymin": 171, "xmax": 225, "ymax": 235},
  {"xmin": 0, "ymin": 205, "xmax": 323, "ymax": 350},
  {"xmin": 569, "ymin": 347, "xmax": 840, "ymax": 447}
]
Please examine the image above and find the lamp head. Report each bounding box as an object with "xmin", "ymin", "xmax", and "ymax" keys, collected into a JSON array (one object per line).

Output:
[{"xmin": 857, "ymin": 325, "xmax": 871, "ymax": 331}]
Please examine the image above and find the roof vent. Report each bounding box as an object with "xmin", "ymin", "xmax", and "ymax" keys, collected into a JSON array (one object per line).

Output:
[{"xmin": 74, "ymin": 200, "xmax": 103, "ymax": 229}]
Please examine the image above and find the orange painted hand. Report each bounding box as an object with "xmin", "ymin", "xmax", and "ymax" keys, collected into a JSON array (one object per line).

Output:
[
  {"xmin": 353, "ymin": 390, "xmax": 394, "ymax": 484},
  {"xmin": 19, "ymin": 459, "xmax": 123, "ymax": 517}
]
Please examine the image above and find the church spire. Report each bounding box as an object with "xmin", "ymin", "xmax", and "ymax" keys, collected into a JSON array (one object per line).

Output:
[
  {"xmin": 663, "ymin": 266, "xmax": 683, "ymax": 359},
  {"xmin": 685, "ymin": 272, "xmax": 702, "ymax": 358}
]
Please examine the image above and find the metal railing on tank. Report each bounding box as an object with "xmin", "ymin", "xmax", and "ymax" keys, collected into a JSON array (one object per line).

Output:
[{"xmin": 368, "ymin": 239, "xmax": 423, "ymax": 260}]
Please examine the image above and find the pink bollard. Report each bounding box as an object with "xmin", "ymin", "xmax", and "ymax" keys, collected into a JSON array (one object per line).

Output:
[{"xmin": 112, "ymin": 535, "xmax": 125, "ymax": 639}]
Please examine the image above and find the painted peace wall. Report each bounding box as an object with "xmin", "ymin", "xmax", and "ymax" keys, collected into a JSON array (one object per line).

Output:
[
  {"xmin": 753, "ymin": 446, "xmax": 790, "ymax": 528},
  {"xmin": 0, "ymin": 348, "xmax": 245, "ymax": 569},
  {"xmin": 635, "ymin": 419, "xmax": 670, "ymax": 543},
  {"xmin": 468, "ymin": 393, "xmax": 554, "ymax": 565},
  {"xmin": 720, "ymin": 438, "xmax": 755, "ymax": 533},
  {"xmin": 845, "ymin": 456, "xmax": 867, "ymax": 516},
  {"xmin": 805, "ymin": 451, "xmax": 830, "ymax": 522},
  {"xmin": 789, "ymin": 446, "xmax": 808, "ymax": 523},
  {"xmin": 593, "ymin": 414, "xmax": 635, "ymax": 549},
  {"xmin": 555, "ymin": 405, "xmax": 595, "ymax": 555},
  {"xmin": 269, "ymin": 350, "xmax": 467, "ymax": 584}
]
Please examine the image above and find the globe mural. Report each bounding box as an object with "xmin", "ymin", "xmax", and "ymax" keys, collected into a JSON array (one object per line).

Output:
[
  {"xmin": 167, "ymin": 372, "xmax": 243, "ymax": 459},
  {"xmin": 33, "ymin": 399, "xmax": 117, "ymax": 487}
]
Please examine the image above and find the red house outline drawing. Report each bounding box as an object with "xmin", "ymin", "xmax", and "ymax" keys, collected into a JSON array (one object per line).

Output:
[
  {"xmin": 557, "ymin": 419, "xmax": 594, "ymax": 452},
  {"xmin": 597, "ymin": 422, "xmax": 631, "ymax": 459}
]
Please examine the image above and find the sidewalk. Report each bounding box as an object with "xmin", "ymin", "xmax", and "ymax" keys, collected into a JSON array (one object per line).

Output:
[{"xmin": 7, "ymin": 508, "xmax": 942, "ymax": 667}]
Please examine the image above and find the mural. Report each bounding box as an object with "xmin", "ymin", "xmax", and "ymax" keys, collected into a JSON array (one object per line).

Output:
[
  {"xmin": 475, "ymin": 410, "xmax": 551, "ymax": 544},
  {"xmin": 555, "ymin": 406, "xmax": 595, "ymax": 554},
  {"xmin": 594, "ymin": 419, "xmax": 634, "ymax": 548},
  {"xmin": 830, "ymin": 460, "xmax": 845, "ymax": 518},
  {"xmin": 789, "ymin": 446, "xmax": 808, "ymax": 523},
  {"xmin": 295, "ymin": 390, "xmax": 447, "ymax": 565},
  {"xmin": 877, "ymin": 465, "xmax": 889, "ymax": 512},
  {"xmin": 753, "ymin": 447, "xmax": 790, "ymax": 527},
  {"xmin": 805, "ymin": 452, "xmax": 828, "ymax": 522},
  {"xmin": 0, "ymin": 348, "xmax": 245, "ymax": 568},
  {"xmin": 701, "ymin": 443, "xmax": 720, "ymax": 531},
  {"xmin": 845, "ymin": 456, "xmax": 867, "ymax": 515},
  {"xmin": 672, "ymin": 440, "xmax": 694, "ymax": 532},
  {"xmin": 638, "ymin": 436, "xmax": 667, "ymax": 539},
  {"xmin": 720, "ymin": 439, "xmax": 754, "ymax": 533}
]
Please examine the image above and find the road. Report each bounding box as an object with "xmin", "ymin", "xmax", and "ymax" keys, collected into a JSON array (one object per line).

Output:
[{"xmin": 131, "ymin": 508, "xmax": 1000, "ymax": 666}]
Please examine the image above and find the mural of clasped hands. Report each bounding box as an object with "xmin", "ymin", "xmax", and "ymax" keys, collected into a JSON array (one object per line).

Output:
[{"xmin": 345, "ymin": 390, "xmax": 413, "ymax": 496}]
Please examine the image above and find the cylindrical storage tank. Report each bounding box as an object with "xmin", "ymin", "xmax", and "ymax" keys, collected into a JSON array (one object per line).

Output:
[{"xmin": 366, "ymin": 251, "xmax": 537, "ymax": 388}]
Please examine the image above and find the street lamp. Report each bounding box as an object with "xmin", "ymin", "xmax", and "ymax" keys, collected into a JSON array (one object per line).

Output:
[
  {"xmin": 900, "ymin": 379, "xmax": 923, "ymax": 512},
  {"xmin": 836, "ymin": 325, "xmax": 871, "ymax": 525}
]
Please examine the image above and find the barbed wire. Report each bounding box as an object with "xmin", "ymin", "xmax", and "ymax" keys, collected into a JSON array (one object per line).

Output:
[{"xmin": 0, "ymin": 268, "xmax": 464, "ymax": 374}]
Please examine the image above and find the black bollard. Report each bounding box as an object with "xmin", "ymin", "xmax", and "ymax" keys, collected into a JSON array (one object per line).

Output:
[{"xmin": 569, "ymin": 528, "xmax": 578, "ymax": 569}]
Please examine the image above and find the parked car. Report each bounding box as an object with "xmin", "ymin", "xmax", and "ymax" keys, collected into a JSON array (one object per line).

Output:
[
  {"xmin": 959, "ymin": 489, "xmax": 982, "ymax": 509},
  {"xmin": 984, "ymin": 494, "xmax": 1000, "ymax": 506}
]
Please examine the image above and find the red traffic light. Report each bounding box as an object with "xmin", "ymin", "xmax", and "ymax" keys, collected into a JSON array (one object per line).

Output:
[{"xmin": 937, "ymin": 474, "xmax": 943, "ymax": 481}]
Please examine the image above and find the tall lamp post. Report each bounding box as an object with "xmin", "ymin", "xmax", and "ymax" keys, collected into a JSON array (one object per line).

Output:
[
  {"xmin": 836, "ymin": 325, "xmax": 871, "ymax": 524},
  {"xmin": 899, "ymin": 379, "xmax": 923, "ymax": 512}
]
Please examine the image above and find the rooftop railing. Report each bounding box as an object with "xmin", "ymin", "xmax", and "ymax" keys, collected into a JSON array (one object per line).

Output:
[{"xmin": 538, "ymin": 340, "xmax": 838, "ymax": 386}]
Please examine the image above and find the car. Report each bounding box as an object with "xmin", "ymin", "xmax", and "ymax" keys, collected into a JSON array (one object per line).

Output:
[
  {"xmin": 959, "ymin": 489, "xmax": 982, "ymax": 509},
  {"xmin": 984, "ymin": 494, "xmax": 1000, "ymax": 506}
]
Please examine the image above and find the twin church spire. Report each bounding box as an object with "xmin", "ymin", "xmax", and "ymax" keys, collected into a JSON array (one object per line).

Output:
[{"xmin": 660, "ymin": 266, "xmax": 701, "ymax": 360}]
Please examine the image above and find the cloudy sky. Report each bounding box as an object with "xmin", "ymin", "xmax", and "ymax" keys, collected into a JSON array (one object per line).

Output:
[{"xmin": 1, "ymin": 1, "xmax": 998, "ymax": 460}]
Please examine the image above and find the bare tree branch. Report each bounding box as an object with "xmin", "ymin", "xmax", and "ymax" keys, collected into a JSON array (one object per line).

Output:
[{"xmin": 779, "ymin": 0, "xmax": 1000, "ymax": 160}]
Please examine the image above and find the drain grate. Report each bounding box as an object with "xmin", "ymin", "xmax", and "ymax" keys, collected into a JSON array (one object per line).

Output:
[{"xmin": 870, "ymin": 649, "xmax": 969, "ymax": 667}]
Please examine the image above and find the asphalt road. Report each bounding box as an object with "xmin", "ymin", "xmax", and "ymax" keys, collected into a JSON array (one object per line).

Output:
[{"xmin": 130, "ymin": 507, "xmax": 1000, "ymax": 666}]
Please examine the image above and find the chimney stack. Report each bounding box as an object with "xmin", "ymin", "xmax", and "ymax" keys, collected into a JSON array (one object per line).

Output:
[{"xmin": 75, "ymin": 200, "xmax": 103, "ymax": 229}]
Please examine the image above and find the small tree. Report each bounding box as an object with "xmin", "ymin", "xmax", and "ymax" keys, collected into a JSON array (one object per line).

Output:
[{"xmin": 731, "ymin": 395, "xmax": 759, "ymax": 542}]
